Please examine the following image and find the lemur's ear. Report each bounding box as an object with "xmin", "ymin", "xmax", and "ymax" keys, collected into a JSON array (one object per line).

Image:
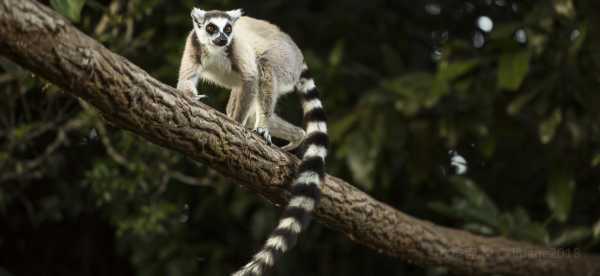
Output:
[
  {"xmin": 226, "ymin": 9, "xmax": 243, "ymax": 22},
  {"xmin": 191, "ymin": 8, "xmax": 206, "ymax": 21}
]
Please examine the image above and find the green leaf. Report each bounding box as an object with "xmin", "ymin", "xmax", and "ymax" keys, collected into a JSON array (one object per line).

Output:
[
  {"xmin": 462, "ymin": 223, "xmax": 495, "ymax": 236},
  {"xmin": 328, "ymin": 40, "xmax": 345, "ymax": 68},
  {"xmin": 551, "ymin": 227, "xmax": 591, "ymax": 247},
  {"xmin": 345, "ymin": 132, "xmax": 376, "ymax": 189},
  {"xmin": 330, "ymin": 109, "xmax": 359, "ymax": 141},
  {"xmin": 499, "ymin": 208, "xmax": 550, "ymax": 244},
  {"xmin": 593, "ymin": 219, "xmax": 600, "ymax": 239},
  {"xmin": 518, "ymin": 223, "xmax": 550, "ymax": 244},
  {"xmin": 539, "ymin": 109, "xmax": 562, "ymax": 144},
  {"xmin": 553, "ymin": 0, "xmax": 576, "ymax": 19},
  {"xmin": 453, "ymin": 178, "xmax": 498, "ymax": 216},
  {"xmin": 430, "ymin": 59, "xmax": 479, "ymax": 104},
  {"xmin": 480, "ymin": 137, "xmax": 496, "ymax": 158},
  {"xmin": 545, "ymin": 172, "xmax": 575, "ymax": 223},
  {"xmin": 437, "ymin": 59, "xmax": 480, "ymax": 81},
  {"xmin": 507, "ymin": 91, "xmax": 538, "ymax": 115},
  {"xmin": 385, "ymin": 72, "xmax": 435, "ymax": 115},
  {"xmin": 428, "ymin": 202, "xmax": 457, "ymax": 218},
  {"xmin": 497, "ymin": 51, "xmax": 531, "ymax": 91},
  {"xmin": 591, "ymin": 154, "xmax": 600, "ymax": 168},
  {"xmin": 489, "ymin": 23, "xmax": 521, "ymax": 40},
  {"xmin": 50, "ymin": 0, "xmax": 86, "ymax": 22},
  {"xmin": 445, "ymin": 178, "xmax": 500, "ymax": 228}
]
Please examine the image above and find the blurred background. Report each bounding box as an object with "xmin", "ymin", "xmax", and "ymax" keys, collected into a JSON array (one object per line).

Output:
[{"xmin": 1, "ymin": 0, "xmax": 599, "ymax": 275}]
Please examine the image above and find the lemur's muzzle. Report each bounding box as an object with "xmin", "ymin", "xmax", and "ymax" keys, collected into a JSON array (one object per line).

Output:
[{"xmin": 213, "ymin": 34, "xmax": 228, "ymax": 47}]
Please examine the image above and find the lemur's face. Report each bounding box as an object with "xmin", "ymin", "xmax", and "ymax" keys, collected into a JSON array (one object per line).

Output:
[{"xmin": 191, "ymin": 8, "xmax": 242, "ymax": 49}]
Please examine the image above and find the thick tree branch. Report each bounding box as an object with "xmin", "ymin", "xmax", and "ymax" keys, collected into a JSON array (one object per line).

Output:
[{"xmin": 0, "ymin": 1, "xmax": 598, "ymax": 275}]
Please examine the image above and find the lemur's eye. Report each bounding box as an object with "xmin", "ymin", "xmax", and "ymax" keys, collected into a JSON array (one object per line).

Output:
[
  {"xmin": 206, "ymin": 23, "xmax": 217, "ymax": 34},
  {"xmin": 224, "ymin": 24, "xmax": 232, "ymax": 34}
]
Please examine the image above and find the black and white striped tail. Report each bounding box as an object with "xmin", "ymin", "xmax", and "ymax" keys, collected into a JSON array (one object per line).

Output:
[{"xmin": 232, "ymin": 64, "xmax": 328, "ymax": 276}]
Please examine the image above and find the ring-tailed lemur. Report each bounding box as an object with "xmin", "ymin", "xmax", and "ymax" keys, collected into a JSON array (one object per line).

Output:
[{"xmin": 176, "ymin": 8, "xmax": 328, "ymax": 275}]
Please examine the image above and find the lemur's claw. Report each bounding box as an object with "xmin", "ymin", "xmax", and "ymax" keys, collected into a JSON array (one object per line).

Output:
[
  {"xmin": 193, "ymin": 94, "xmax": 207, "ymax": 101},
  {"xmin": 255, "ymin": 127, "xmax": 272, "ymax": 145}
]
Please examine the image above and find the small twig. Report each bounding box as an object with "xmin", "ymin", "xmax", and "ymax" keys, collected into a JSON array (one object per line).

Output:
[
  {"xmin": 0, "ymin": 73, "xmax": 14, "ymax": 83},
  {"xmin": 94, "ymin": 0, "xmax": 121, "ymax": 37},
  {"xmin": 1, "ymin": 129, "xmax": 65, "ymax": 182},
  {"xmin": 0, "ymin": 115, "xmax": 84, "ymax": 182},
  {"xmin": 79, "ymin": 99, "xmax": 130, "ymax": 168},
  {"xmin": 95, "ymin": 120, "xmax": 129, "ymax": 167}
]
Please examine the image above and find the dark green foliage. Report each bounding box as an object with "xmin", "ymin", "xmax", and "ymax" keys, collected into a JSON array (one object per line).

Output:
[
  {"xmin": 50, "ymin": 0, "xmax": 87, "ymax": 22},
  {"xmin": 1, "ymin": 0, "xmax": 599, "ymax": 275}
]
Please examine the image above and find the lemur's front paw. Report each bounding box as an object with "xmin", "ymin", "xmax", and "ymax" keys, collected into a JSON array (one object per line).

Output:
[{"xmin": 254, "ymin": 127, "xmax": 272, "ymax": 145}]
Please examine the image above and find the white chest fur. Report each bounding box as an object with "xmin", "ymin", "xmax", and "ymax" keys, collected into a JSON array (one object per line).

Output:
[{"xmin": 198, "ymin": 49, "xmax": 242, "ymax": 89}]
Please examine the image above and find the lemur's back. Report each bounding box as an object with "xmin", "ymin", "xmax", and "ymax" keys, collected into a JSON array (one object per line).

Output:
[{"xmin": 235, "ymin": 16, "xmax": 304, "ymax": 88}]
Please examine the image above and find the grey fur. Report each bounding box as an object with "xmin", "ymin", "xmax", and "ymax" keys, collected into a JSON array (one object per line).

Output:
[{"xmin": 178, "ymin": 13, "xmax": 305, "ymax": 145}]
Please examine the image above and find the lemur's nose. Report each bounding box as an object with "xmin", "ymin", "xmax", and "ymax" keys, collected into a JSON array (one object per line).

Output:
[{"xmin": 214, "ymin": 34, "xmax": 228, "ymax": 46}]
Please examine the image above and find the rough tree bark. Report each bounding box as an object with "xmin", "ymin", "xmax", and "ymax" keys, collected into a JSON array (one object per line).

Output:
[{"xmin": 0, "ymin": 0, "xmax": 598, "ymax": 275}]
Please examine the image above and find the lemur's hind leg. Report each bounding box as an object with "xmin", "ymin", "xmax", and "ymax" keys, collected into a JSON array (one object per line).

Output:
[
  {"xmin": 254, "ymin": 58, "xmax": 275, "ymax": 144},
  {"xmin": 269, "ymin": 114, "xmax": 305, "ymax": 151},
  {"xmin": 226, "ymin": 85, "xmax": 303, "ymax": 150},
  {"xmin": 226, "ymin": 87, "xmax": 242, "ymax": 120}
]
